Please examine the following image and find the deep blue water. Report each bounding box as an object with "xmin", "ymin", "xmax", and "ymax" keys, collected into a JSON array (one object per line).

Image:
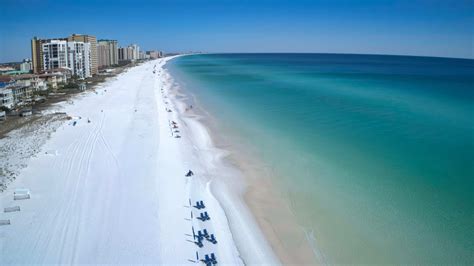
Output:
[{"xmin": 168, "ymin": 54, "xmax": 474, "ymax": 264}]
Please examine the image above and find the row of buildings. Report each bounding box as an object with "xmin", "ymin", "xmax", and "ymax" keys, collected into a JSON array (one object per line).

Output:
[
  {"xmin": 0, "ymin": 33, "xmax": 164, "ymax": 111},
  {"xmin": 31, "ymin": 34, "xmax": 163, "ymax": 78},
  {"xmin": 31, "ymin": 34, "xmax": 97, "ymax": 79}
]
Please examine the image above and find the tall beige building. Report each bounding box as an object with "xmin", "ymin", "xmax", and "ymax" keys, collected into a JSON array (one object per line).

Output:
[
  {"xmin": 31, "ymin": 37, "xmax": 44, "ymax": 74},
  {"xmin": 68, "ymin": 34, "xmax": 98, "ymax": 75},
  {"xmin": 97, "ymin": 40, "xmax": 119, "ymax": 68}
]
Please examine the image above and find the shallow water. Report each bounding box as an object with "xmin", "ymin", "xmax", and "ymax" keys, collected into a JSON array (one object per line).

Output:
[{"xmin": 168, "ymin": 54, "xmax": 474, "ymax": 264}]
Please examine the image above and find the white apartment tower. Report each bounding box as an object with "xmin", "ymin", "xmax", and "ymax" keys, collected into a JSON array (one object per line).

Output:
[
  {"xmin": 41, "ymin": 39, "xmax": 91, "ymax": 79},
  {"xmin": 130, "ymin": 44, "xmax": 140, "ymax": 60},
  {"xmin": 42, "ymin": 40, "xmax": 69, "ymax": 70},
  {"xmin": 68, "ymin": 42, "xmax": 91, "ymax": 79}
]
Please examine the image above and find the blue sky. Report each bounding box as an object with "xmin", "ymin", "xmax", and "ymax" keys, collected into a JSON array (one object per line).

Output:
[{"xmin": 0, "ymin": 0, "xmax": 472, "ymax": 62}]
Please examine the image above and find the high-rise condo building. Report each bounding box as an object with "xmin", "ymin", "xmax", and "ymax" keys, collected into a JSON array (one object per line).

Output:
[
  {"xmin": 31, "ymin": 37, "xmax": 68, "ymax": 73},
  {"xmin": 31, "ymin": 37, "xmax": 43, "ymax": 73},
  {"xmin": 68, "ymin": 34, "xmax": 98, "ymax": 75},
  {"xmin": 42, "ymin": 40, "xmax": 69, "ymax": 70},
  {"xmin": 146, "ymin": 51, "xmax": 163, "ymax": 59},
  {"xmin": 68, "ymin": 42, "xmax": 91, "ymax": 79},
  {"xmin": 118, "ymin": 44, "xmax": 142, "ymax": 61},
  {"xmin": 97, "ymin": 40, "xmax": 119, "ymax": 68},
  {"xmin": 130, "ymin": 44, "xmax": 140, "ymax": 60},
  {"xmin": 34, "ymin": 38, "xmax": 91, "ymax": 79}
]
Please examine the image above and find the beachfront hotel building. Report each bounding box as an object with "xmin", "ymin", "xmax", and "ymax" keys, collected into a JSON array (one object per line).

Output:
[
  {"xmin": 97, "ymin": 40, "xmax": 119, "ymax": 68},
  {"xmin": 36, "ymin": 39, "xmax": 92, "ymax": 79},
  {"xmin": 118, "ymin": 44, "xmax": 141, "ymax": 62},
  {"xmin": 31, "ymin": 37, "xmax": 60, "ymax": 74},
  {"xmin": 31, "ymin": 37, "xmax": 42, "ymax": 74},
  {"xmin": 118, "ymin": 47, "xmax": 132, "ymax": 61},
  {"xmin": 130, "ymin": 44, "xmax": 140, "ymax": 60},
  {"xmin": 67, "ymin": 42, "xmax": 91, "ymax": 79},
  {"xmin": 42, "ymin": 40, "xmax": 69, "ymax": 70},
  {"xmin": 146, "ymin": 51, "xmax": 163, "ymax": 59},
  {"xmin": 67, "ymin": 34, "xmax": 98, "ymax": 75},
  {"xmin": 31, "ymin": 35, "xmax": 95, "ymax": 78}
]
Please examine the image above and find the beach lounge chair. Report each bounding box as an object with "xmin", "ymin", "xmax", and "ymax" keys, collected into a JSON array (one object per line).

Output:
[
  {"xmin": 200, "ymin": 200, "xmax": 205, "ymax": 208},
  {"xmin": 203, "ymin": 212, "xmax": 210, "ymax": 220},
  {"xmin": 195, "ymin": 239, "xmax": 203, "ymax": 248},
  {"xmin": 207, "ymin": 234, "xmax": 218, "ymax": 244},
  {"xmin": 197, "ymin": 230, "xmax": 205, "ymax": 239},
  {"xmin": 210, "ymin": 253, "xmax": 217, "ymax": 264},
  {"xmin": 197, "ymin": 213, "xmax": 204, "ymax": 221},
  {"xmin": 202, "ymin": 229, "xmax": 209, "ymax": 237},
  {"xmin": 197, "ymin": 212, "xmax": 209, "ymax": 221},
  {"xmin": 206, "ymin": 255, "xmax": 213, "ymax": 264},
  {"xmin": 201, "ymin": 255, "xmax": 212, "ymax": 266},
  {"xmin": 194, "ymin": 201, "xmax": 201, "ymax": 209}
]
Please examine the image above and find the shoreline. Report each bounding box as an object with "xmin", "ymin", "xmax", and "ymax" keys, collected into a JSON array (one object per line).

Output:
[
  {"xmin": 162, "ymin": 57, "xmax": 281, "ymax": 264},
  {"xmin": 165, "ymin": 56, "xmax": 321, "ymax": 264}
]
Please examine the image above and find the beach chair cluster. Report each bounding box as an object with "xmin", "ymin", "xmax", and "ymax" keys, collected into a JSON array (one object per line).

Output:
[
  {"xmin": 197, "ymin": 211, "xmax": 211, "ymax": 222},
  {"xmin": 161, "ymin": 79, "xmax": 181, "ymax": 138},
  {"xmin": 187, "ymin": 198, "xmax": 220, "ymax": 265},
  {"xmin": 193, "ymin": 200, "xmax": 204, "ymax": 209},
  {"xmin": 169, "ymin": 120, "xmax": 181, "ymax": 138},
  {"xmin": 201, "ymin": 253, "xmax": 218, "ymax": 266},
  {"xmin": 194, "ymin": 229, "xmax": 218, "ymax": 247}
]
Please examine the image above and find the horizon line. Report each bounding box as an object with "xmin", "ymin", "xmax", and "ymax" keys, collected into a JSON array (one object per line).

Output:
[{"xmin": 1, "ymin": 51, "xmax": 473, "ymax": 65}]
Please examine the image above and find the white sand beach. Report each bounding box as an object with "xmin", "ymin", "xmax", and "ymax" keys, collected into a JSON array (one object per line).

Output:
[{"xmin": 0, "ymin": 57, "xmax": 279, "ymax": 264}]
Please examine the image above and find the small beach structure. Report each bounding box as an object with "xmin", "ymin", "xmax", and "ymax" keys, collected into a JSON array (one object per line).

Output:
[
  {"xmin": 185, "ymin": 170, "xmax": 194, "ymax": 177},
  {"xmin": 14, "ymin": 188, "xmax": 30, "ymax": 200},
  {"xmin": 0, "ymin": 219, "xmax": 11, "ymax": 226},
  {"xmin": 4, "ymin": 206, "xmax": 20, "ymax": 213}
]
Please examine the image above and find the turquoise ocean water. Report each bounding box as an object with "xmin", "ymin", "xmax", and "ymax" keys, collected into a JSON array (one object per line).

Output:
[{"xmin": 168, "ymin": 54, "xmax": 473, "ymax": 264}]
